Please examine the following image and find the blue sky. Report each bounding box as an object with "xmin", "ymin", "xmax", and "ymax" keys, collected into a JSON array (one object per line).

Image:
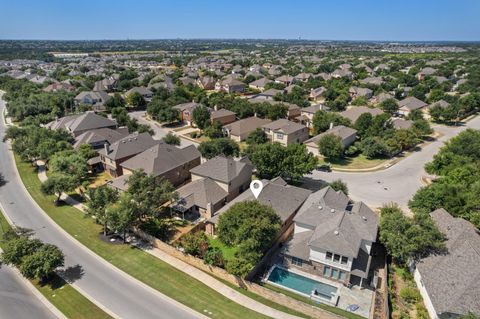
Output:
[{"xmin": 1, "ymin": 0, "xmax": 479, "ymax": 41}]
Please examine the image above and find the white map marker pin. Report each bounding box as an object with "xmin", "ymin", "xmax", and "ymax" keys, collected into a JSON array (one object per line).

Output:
[{"xmin": 250, "ymin": 180, "xmax": 264, "ymax": 199}]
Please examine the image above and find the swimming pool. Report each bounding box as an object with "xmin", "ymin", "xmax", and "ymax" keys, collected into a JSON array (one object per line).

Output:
[{"xmin": 267, "ymin": 266, "xmax": 337, "ymax": 300}]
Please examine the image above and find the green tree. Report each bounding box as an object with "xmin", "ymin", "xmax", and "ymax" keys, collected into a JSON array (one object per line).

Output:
[
  {"xmin": 312, "ymin": 110, "xmax": 351, "ymax": 134},
  {"xmin": 1, "ymin": 236, "xmax": 42, "ymax": 266},
  {"xmin": 329, "ymin": 179, "xmax": 348, "ymax": 194},
  {"xmin": 20, "ymin": 244, "xmax": 64, "ymax": 281},
  {"xmin": 318, "ymin": 134, "xmax": 344, "ymax": 159},
  {"xmin": 192, "ymin": 105, "xmax": 211, "ymax": 130},
  {"xmin": 126, "ymin": 92, "xmax": 146, "ymax": 108},
  {"xmin": 360, "ymin": 137, "xmax": 389, "ymax": 159},
  {"xmin": 204, "ymin": 247, "xmax": 224, "ymax": 267},
  {"xmin": 203, "ymin": 121, "xmax": 224, "ymax": 139},
  {"xmin": 354, "ymin": 113, "xmax": 373, "ymax": 137},
  {"xmin": 246, "ymin": 128, "xmax": 268, "ymax": 145},
  {"xmin": 198, "ymin": 138, "xmax": 240, "ymax": 159},
  {"xmin": 162, "ymin": 132, "xmax": 181, "ymax": 146},
  {"xmin": 379, "ymin": 204, "xmax": 445, "ymax": 264},
  {"xmin": 41, "ymin": 174, "xmax": 77, "ymax": 204},
  {"xmin": 181, "ymin": 232, "xmax": 209, "ymax": 258},
  {"xmin": 225, "ymin": 257, "xmax": 254, "ymax": 277},
  {"xmin": 86, "ymin": 187, "xmax": 119, "ymax": 236},
  {"xmin": 108, "ymin": 193, "xmax": 137, "ymax": 243},
  {"xmin": 379, "ymin": 98, "xmax": 399, "ymax": 115},
  {"xmin": 105, "ymin": 93, "xmax": 125, "ymax": 112},
  {"xmin": 48, "ymin": 150, "xmax": 89, "ymax": 181}
]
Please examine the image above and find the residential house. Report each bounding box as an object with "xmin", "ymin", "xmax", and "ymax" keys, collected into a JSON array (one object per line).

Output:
[
  {"xmin": 249, "ymin": 77, "xmax": 272, "ymax": 91},
  {"xmin": 45, "ymin": 112, "xmax": 118, "ymax": 137},
  {"xmin": 398, "ymin": 97, "xmax": 428, "ymax": 117},
  {"xmin": 118, "ymin": 142, "xmax": 201, "ymax": 187},
  {"xmin": 223, "ymin": 116, "xmax": 272, "ymax": 142},
  {"xmin": 417, "ymin": 67, "xmax": 437, "ymax": 81},
  {"xmin": 206, "ymin": 177, "xmax": 311, "ymax": 236},
  {"xmin": 43, "ymin": 81, "xmax": 75, "ymax": 93},
  {"xmin": 283, "ymin": 186, "xmax": 378, "ymax": 287},
  {"xmin": 275, "ymin": 75, "xmax": 295, "ymax": 86},
  {"xmin": 411, "ymin": 209, "xmax": 480, "ymax": 319},
  {"xmin": 210, "ymin": 108, "xmax": 236, "ymax": 126},
  {"xmin": 262, "ymin": 119, "xmax": 309, "ymax": 146},
  {"xmin": 252, "ymin": 88, "xmax": 282, "ymax": 100},
  {"xmin": 359, "ymin": 77, "xmax": 384, "ymax": 86},
  {"xmin": 309, "ymin": 87, "xmax": 327, "ymax": 102},
  {"xmin": 173, "ymin": 101, "xmax": 200, "ymax": 126},
  {"xmin": 391, "ymin": 118, "xmax": 413, "ymax": 130},
  {"xmin": 189, "ymin": 156, "xmax": 253, "ymax": 202},
  {"xmin": 426, "ymin": 100, "xmax": 450, "ymax": 119},
  {"xmin": 372, "ymin": 92, "xmax": 397, "ymax": 105},
  {"xmin": 196, "ymin": 76, "xmax": 216, "ymax": 90},
  {"xmin": 304, "ymin": 125, "xmax": 357, "ymax": 156},
  {"xmin": 340, "ymin": 106, "xmax": 384, "ymax": 123},
  {"xmin": 93, "ymin": 77, "xmax": 117, "ymax": 92},
  {"xmin": 74, "ymin": 91, "xmax": 110, "ymax": 111},
  {"xmin": 215, "ymin": 78, "xmax": 245, "ymax": 93},
  {"xmin": 349, "ymin": 86, "xmax": 373, "ymax": 100},
  {"xmin": 295, "ymin": 73, "xmax": 313, "ymax": 82},
  {"xmin": 331, "ymin": 69, "xmax": 354, "ymax": 79},
  {"xmin": 98, "ymin": 132, "xmax": 158, "ymax": 177},
  {"xmin": 296, "ymin": 104, "xmax": 329, "ymax": 129},
  {"xmin": 126, "ymin": 87, "xmax": 153, "ymax": 102}
]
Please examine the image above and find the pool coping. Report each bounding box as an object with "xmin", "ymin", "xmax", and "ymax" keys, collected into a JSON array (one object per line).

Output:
[{"xmin": 263, "ymin": 265, "xmax": 339, "ymax": 306}]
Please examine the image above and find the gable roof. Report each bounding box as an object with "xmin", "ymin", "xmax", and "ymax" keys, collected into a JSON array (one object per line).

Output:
[
  {"xmin": 209, "ymin": 177, "xmax": 311, "ymax": 224},
  {"xmin": 175, "ymin": 178, "xmax": 228, "ymax": 211},
  {"xmin": 292, "ymin": 187, "xmax": 378, "ymax": 258},
  {"xmin": 98, "ymin": 132, "xmax": 157, "ymax": 160},
  {"xmin": 223, "ymin": 116, "xmax": 271, "ymax": 136},
  {"xmin": 190, "ymin": 156, "xmax": 252, "ymax": 184},
  {"xmin": 340, "ymin": 106, "xmax": 384, "ymax": 122},
  {"xmin": 305, "ymin": 125, "xmax": 357, "ymax": 145},
  {"xmin": 416, "ymin": 209, "xmax": 480, "ymax": 317},
  {"xmin": 121, "ymin": 143, "xmax": 200, "ymax": 177},
  {"xmin": 262, "ymin": 119, "xmax": 306, "ymax": 135},
  {"xmin": 73, "ymin": 127, "xmax": 128, "ymax": 149},
  {"xmin": 46, "ymin": 112, "xmax": 117, "ymax": 134},
  {"xmin": 398, "ymin": 97, "xmax": 428, "ymax": 111}
]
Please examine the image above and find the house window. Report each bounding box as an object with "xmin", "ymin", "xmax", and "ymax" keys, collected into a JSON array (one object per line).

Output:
[
  {"xmin": 326, "ymin": 252, "xmax": 333, "ymax": 260},
  {"xmin": 331, "ymin": 268, "xmax": 339, "ymax": 279},
  {"xmin": 333, "ymin": 254, "xmax": 340, "ymax": 263},
  {"xmin": 341, "ymin": 256, "xmax": 348, "ymax": 265},
  {"xmin": 323, "ymin": 266, "xmax": 331, "ymax": 277},
  {"xmin": 276, "ymin": 133, "xmax": 284, "ymax": 140},
  {"xmin": 339, "ymin": 271, "xmax": 346, "ymax": 281},
  {"xmin": 291, "ymin": 257, "xmax": 303, "ymax": 267}
]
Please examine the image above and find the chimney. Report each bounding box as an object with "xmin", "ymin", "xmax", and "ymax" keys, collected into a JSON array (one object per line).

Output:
[
  {"xmin": 206, "ymin": 203, "xmax": 213, "ymax": 219},
  {"xmin": 329, "ymin": 122, "xmax": 334, "ymax": 130},
  {"xmin": 104, "ymin": 143, "xmax": 110, "ymax": 154},
  {"xmin": 214, "ymin": 104, "xmax": 218, "ymax": 111}
]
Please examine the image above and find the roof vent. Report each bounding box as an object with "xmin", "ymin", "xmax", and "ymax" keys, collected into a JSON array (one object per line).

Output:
[
  {"xmin": 362, "ymin": 216, "xmax": 367, "ymax": 221},
  {"xmin": 330, "ymin": 209, "xmax": 335, "ymax": 213},
  {"xmin": 334, "ymin": 230, "xmax": 339, "ymax": 235},
  {"xmin": 318, "ymin": 205, "xmax": 323, "ymax": 210}
]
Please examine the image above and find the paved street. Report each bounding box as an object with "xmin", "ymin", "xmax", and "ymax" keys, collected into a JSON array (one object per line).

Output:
[
  {"xmin": 129, "ymin": 111, "xmax": 197, "ymax": 147},
  {"xmin": 0, "ymin": 95, "xmax": 200, "ymax": 319},
  {"xmin": 0, "ymin": 265, "xmax": 57, "ymax": 319},
  {"xmin": 305, "ymin": 116, "xmax": 480, "ymax": 211}
]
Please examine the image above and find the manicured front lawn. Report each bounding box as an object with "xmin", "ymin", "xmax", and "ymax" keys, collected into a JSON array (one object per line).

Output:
[
  {"xmin": 208, "ymin": 236, "xmax": 238, "ymax": 262},
  {"xmin": 0, "ymin": 210, "xmax": 112, "ymax": 319},
  {"xmin": 318, "ymin": 154, "xmax": 388, "ymax": 170},
  {"xmin": 264, "ymin": 283, "xmax": 365, "ymax": 319},
  {"xmin": 14, "ymin": 156, "xmax": 270, "ymax": 319}
]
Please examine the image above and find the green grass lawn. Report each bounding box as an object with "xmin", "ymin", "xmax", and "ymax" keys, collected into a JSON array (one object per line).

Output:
[
  {"xmin": 264, "ymin": 283, "xmax": 364, "ymax": 319},
  {"xmin": 208, "ymin": 236, "xmax": 238, "ymax": 262},
  {"xmin": 0, "ymin": 209, "xmax": 112, "ymax": 319},
  {"xmin": 318, "ymin": 154, "xmax": 388, "ymax": 170},
  {"xmin": 14, "ymin": 156, "xmax": 270, "ymax": 319}
]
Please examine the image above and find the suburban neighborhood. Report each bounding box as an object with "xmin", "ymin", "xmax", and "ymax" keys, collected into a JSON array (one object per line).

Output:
[{"xmin": 0, "ymin": 2, "xmax": 479, "ymax": 319}]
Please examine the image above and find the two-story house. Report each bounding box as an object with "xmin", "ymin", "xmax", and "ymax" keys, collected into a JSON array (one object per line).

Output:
[
  {"xmin": 261, "ymin": 119, "xmax": 309, "ymax": 146},
  {"xmin": 45, "ymin": 112, "xmax": 118, "ymax": 137},
  {"xmin": 283, "ymin": 186, "xmax": 378, "ymax": 287}
]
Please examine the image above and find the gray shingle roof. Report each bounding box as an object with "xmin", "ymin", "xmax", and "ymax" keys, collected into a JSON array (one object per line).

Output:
[
  {"xmin": 340, "ymin": 106, "xmax": 384, "ymax": 122},
  {"xmin": 46, "ymin": 112, "xmax": 117, "ymax": 134},
  {"xmin": 416, "ymin": 209, "xmax": 480, "ymax": 317},
  {"xmin": 305, "ymin": 125, "xmax": 357, "ymax": 145},
  {"xmin": 223, "ymin": 116, "xmax": 271, "ymax": 136},
  {"xmin": 73, "ymin": 128, "xmax": 128, "ymax": 149},
  {"xmin": 262, "ymin": 119, "xmax": 306, "ymax": 135},
  {"xmin": 398, "ymin": 97, "xmax": 428, "ymax": 111},
  {"xmin": 98, "ymin": 132, "xmax": 157, "ymax": 160},
  {"xmin": 209, "ymin": 177, "xmax": 311, "ymax": 224},
  {"xmin": 121, "ymin": 143, "xmax": 200, "ymax": 177},
  {"xmin": 190, "ymin": 156, "xmax": 251, "ymax": 184},
  {"xmin": 290, "ymin": 187, "xmax": 378, "ymax": 259},
  {"xmin": 175, "ymin": 178, "xmax": 228, "ymax": 211}
]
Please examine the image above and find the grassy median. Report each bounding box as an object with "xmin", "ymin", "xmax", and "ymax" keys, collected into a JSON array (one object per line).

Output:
[
  {"xmin": 15, "ymin": 155, "xmax": 272, "ymax": 319},
  {"xmin": 0, "ymin": 209, "xmax": 112, "ymax": 319}
]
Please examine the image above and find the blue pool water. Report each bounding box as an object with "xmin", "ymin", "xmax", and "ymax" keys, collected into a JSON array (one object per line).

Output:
[{"xmin": 267, "ymin": 266, "xmax": 337, "ymax": 300}]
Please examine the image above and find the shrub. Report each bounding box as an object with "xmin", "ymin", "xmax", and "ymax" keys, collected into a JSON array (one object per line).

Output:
[
  {"xmin": 181, "ymin": 232, "xmax": 209, "ymax": 258},
  {"xmin": 204, "ymin": 247, "xmax": 224, "ymax": 268},
  {"xmin": 400, "ymin": 286, "xmax": 420, "ymax": 304}
]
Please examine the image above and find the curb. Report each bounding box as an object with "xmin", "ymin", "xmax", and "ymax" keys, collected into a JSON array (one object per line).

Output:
[
  {"xmin": 0, "ymin": 204, "xmax": 68, "ymax": 319},
  {"xmin": 4, "ymin": 143, "xmax": 207, "ymax": 319}
]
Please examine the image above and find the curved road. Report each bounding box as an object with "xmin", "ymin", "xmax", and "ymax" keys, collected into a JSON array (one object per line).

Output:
[
  {"xmin": 0, "ymin": 94, "xmax": 200, "ymax": 319},
  {"xmin": 306, "ymin": 116, "xmax": 480, "ymax": 211},
  {"xmin": 0, "ymin": 265, "xmax": 57, "ymax": 319}
]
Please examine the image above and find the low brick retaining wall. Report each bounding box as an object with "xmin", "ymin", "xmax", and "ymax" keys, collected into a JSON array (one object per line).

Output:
[{"xmin": 135, "ymin": 229, "xmax": 344, "ymax": 319}]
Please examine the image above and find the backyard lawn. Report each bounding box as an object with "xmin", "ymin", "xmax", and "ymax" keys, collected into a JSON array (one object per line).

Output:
[
  {"xmin": 0, "ymin": 210, "xmax": 112, "ymax": 319},
  {"xmin": 14, "ymin": 156, "xmax": 270, "ymax": 319},
  {"xmin": 208, "ymin": 236, "xmax": 238, "ymax": 262}
]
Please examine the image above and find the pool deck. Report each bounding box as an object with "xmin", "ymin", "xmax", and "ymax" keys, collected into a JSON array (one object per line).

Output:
[{"xmin": 265, "ymin": 265, "xmax": 373, "ymax": 318}]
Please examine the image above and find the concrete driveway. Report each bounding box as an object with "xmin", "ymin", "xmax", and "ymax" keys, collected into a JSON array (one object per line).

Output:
[
  {"xmin": 129, "ymin": 111, "xmax": 196, "ymax": 147},
  {"xmin": 305, "ymin": 116, "xmax": 480, "ymax": 211}
]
